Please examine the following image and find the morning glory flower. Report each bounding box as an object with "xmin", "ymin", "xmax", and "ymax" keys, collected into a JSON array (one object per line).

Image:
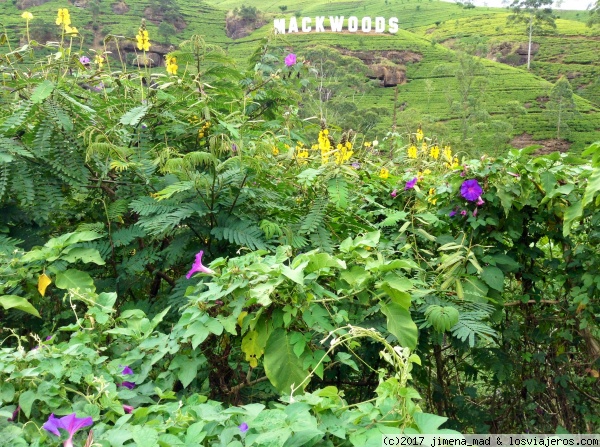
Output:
[
  {"xmin": 284, "ymin": 53, "xmax": 296, "ymax": 66},
  {"xmin": 404, "ymin": 177, "xmax": 417, "ymax": 190},
  {"xmin": 121, "ymin": 365, "xmax": 133, "ymax": 375},
  {"xmin": 186, "ymin": 251, "xmax": 215, "ymax": 279},
  {"xmin": 239, "ymin": 422, "xmax": 249, "ymax": 433},
  {"xmin": 123, "ymin": 405, "xmax": 134, "ymax": 414},
  {"xmin": 449, "ymin": 210, "xmax": 457, "ymax": 217},
  {"xmin": 476, "ymin": 196, "xmax": 485, "ymax": 206},
  {"xmin": 119, "ymin": 381, "xmax": 136, "ymax": 390},
  {"xmin": 390, "ymin": 189, "xmax": 398, "ymax": 198},
  {"xmin": 460, "ymin": 179, "xmax": 483, "ymax": 202},
  {"xmin": 43, "ymin": 413, "xmax": 93, "ymax": 447}
]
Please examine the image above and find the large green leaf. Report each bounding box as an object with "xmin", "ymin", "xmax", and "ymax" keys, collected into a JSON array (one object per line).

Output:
[
  {"xmin": 0, "ymin": 295, "xmax": 40, "ymax": 318},
  {"xmin": 480, "ymin": 266, "xmax": 504, "ymax": 292},
  {"xmin": 380, "ymin": 302, "xmax": 418, "ymax": 349},
  {"xmin": 55, "ymin": 269, "xmax": 95, "ymax": 291},
  {"xmin": 264, "ymin": 329, "xmax": 308, "ymax": 394},
  {"xmin": 60, "ymin": 247, "xmax": 105, "ymax": 265}
]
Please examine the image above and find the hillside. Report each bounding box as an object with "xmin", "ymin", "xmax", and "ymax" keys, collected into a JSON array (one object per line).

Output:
[{"xmin": 0, "ymin": 0, "xmax": 598, "ymax": 153}]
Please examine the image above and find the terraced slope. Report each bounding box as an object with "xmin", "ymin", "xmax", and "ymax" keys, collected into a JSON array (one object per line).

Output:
[{"xmin": 0, "ymin": 0, "xmax": 597, "ymax": 153}]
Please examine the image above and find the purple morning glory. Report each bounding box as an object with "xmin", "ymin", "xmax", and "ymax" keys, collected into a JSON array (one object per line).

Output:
[
  {"xmin": 7, "ymin": 405, "xmax": 20, "ymax": 422},
  {"xmin": 239, "ymin": 422, "xmax": 249, "ymax": 433},
  {"xmin": 476, "ymin": 196, "xmax": 485, "ymax": 206},
  {"xmin": 119, "ymin": 381, "xmax": 136, "ymax": 390},
  {"xmin": 390, "ymin": 189, "xmax": 398, "ymax": 198},
  {"xmin": 460, "ymin": 179, "xmax": 483, "ymax": 202},
  {"xmin": 43, "ymin": 413, "xmax": 93, "ymax": 447},
  {"xmin": 123, "ymin": 405, "xmax": 134, "ymax": 414},
  {"xmin": 121, "ymin": 365, "xmax": 133, "ymax": 375},
  {"xmin": 186, "ymin": 251, "xmax": 215, "ymax": 279},
  {"xmin": 404, "ymin": 177, "xmax": 417, "ymax": 190},
  {"xmin": 460, "ymin": 210, "xmax": 467, "ymax": 216},
  {"xmin": 351, "ymin": 162, "xmax": 360, "ymax": 169},
  {"xmin": 284, "ymin": 53, "xmax": 296, "ymax": 67},
  {"xmin": 449, "ymin": 210, "xmax": 457, "ymax": 217}
]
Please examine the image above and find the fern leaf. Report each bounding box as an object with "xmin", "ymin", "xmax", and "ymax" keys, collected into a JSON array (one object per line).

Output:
[
  {"xmin": 327, "ymin": 176, "xmax": 348, "ymax": 209},
  {"xmin": 300, "ymin": 198, "xmax": 327, "ymax": 235},
  {"xmin": 211, "ymin": 219, "xmax": 266, "ymax": 250}
]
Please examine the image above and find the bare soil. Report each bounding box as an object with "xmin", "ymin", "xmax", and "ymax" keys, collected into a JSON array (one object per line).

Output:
[{"xmin": 511, "ymin": 133, "xmax": 571, "ymax": 155}]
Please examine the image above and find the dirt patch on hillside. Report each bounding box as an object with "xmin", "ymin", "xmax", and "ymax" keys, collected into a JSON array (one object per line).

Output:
[
  {"xmin": 337, "ymin": 49, "xmax": 421, "ymax": 87},
  {"xmin": 144, "ymin": 7, "xmax": 187, "ymax": 31},
  {"xmin": 511, "ymin": 133, "xmax": 570, "ymax": 154},
  {"xmin": 226, "ymin": 14, "xmax": 267, "ymax": 39},
  {"xmin": 112, "ymin": 1, "xmax": 129, "ymax": 14},
  {"xmin": 16, "ymin": 0, "xmax": 51, "ymax": 9}
]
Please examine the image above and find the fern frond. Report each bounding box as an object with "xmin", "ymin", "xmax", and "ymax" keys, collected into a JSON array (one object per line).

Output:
[
  {"xmin": 300, "ymin": 198, "xmax": 327, "ymax": 235},
  {"xmin": 211, "ymin": 218, "xmax": 266, "ymax": 250},
  {"xmin": 310, "ymin": 225, "xmax": 334, "ymax": 252},
  {"xmin": 327, "ymin": 176, "xmax": 348, "ymax": 209}
]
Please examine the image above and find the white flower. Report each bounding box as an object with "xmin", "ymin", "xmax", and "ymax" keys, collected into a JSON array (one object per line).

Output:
[{"xmin": 372, "ymin": 140, "xmax": 379, "ymax": 147}]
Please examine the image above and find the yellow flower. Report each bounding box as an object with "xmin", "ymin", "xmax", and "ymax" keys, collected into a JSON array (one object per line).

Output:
[
  {"xmin": 421, "ymin": 142, "xmax": 428, "ymax": 153},
  {"xmin": 64, "ymin": 25, "xmax": 78, "ymax": 35},
  {"xmin": 423, "ymin": 169, "xmax": 431, "ymax": 175},
  {"xmin": 136, "ymin": 27, "xmax": 151, "ymax": 51},
  {"xmin": 56, "ymin": 8, "xmax": 71, "ymax": 26},
  {"xmin": 379, "ymin": 167, "xmax": 389, "ymax": 179},
  {"xmin": 166, "ymin": 56, "xmax": 178, "ymax": 75},
  {"xmin": 443, "ymin": 145, "xmax": 452, "ymax": 162},
  {"xmin": 416, "ymin": 128, "xmax": 424, "ymax": 142},
  {"xmin": 364, "ymin": 141, "xmax": 371, "ymax": 148},
  {"xmin": 430, "ymin": 145, "xmax": 440, "ymax": 160},
  {"xmin": 408, "ymin": 145, "xmax": 417, "ymax": 159},
  {"xmin": 21, "ymin": 11, "xmax": 33, "ymax": 20},
  {"xmin": 272, "ymin": 147, "xmax": 280, "ymax": 156},
  {"xmin": 94, "ymin": 55, "xmax": 104, "ymax": 68}
]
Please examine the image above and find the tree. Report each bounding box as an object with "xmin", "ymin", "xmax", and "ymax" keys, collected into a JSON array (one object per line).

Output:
[
  {"xmin": 158, "ymin": 21, "xmax": 176, "ymax": 44},
  {"xmin": 545, "ymin": 76, "xmax": 577, "ymax": 140},
  {"xmin": 588, "ymin": 0, "xmax": 600, "ymax": 27},
  {"xmin": 507, "ymin": 0, "xmax": 556, "ymax": 70}
]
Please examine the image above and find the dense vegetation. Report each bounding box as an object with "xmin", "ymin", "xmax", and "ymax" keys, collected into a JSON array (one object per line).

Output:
[{"xmin": 0, "ymin": 4, "xmax": 599, "ymax": 447}]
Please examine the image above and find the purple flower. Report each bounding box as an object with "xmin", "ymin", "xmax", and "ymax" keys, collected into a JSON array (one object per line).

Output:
[
  {"xmin": 460, "ymin": 179, "xmax": 483, "ymax": 202},
  {"xmin": 404, "ymin": 177, "xmax": 417, "ymax": 190},
  {"xmin": 390, "ymin": 189, "xmax": 398, "ymax": 198},
  {"xmin": 46, "ymin": 335, "xmax": 53, "ymax": 341},
  {"xmin": 351, "ymin": 162, "xmax": 360, "ymax": 169},
  {"xmin": 239, "ymin": 422, "xmax": 249, "ymax": 433},
  {"xmin": 79, "ymin": 56, "xmax": 90, "ymax": 65},
  {"xmin": 460, "ymin": 210, "xmax": 467, "ymax": 216},
  {"xmin": 231, "ymin": 143, "xmax": 238, "ymax": 152},
  {"xmin": 449, "ymin": 210, "xmax": 457, "ymax": 217},
  {"xmin": 121, "ymin": 365, "xmax": 133, "ymax": 375},
  {"xmin": 186, "ymin": 251, "xmax": 215, "ymax": 279},
  {"xmin": 43, "ymin": 413, "xmax": 93, "ymax": 447},
  {"xmin": 7, "ymin": 406, "xmax": 20, "ymax": 422},
  {"xmin": 473, "ymin": 208, "xmax": 478, "ymax": 217},
  {"xmin": 123, "ymin": 405, "xmax": 134, "ymax": 414},
  {"xmin": 284, "ymin": 53, "xmax": 296, "ymax": 67},
  {"xmin": 476, "ymin": 196, "xmax": 485, "ymax": 206},
  {"xmin": 119, "ymin": 381, "xmax": 136, "ymax": 390}
]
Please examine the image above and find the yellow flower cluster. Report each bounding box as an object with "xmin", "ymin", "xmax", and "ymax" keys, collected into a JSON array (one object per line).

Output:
[
  {"xmin": 21, "ymin": 11, "xmax": 33, "ymax": 21},
  {"xmin": 136, "ymin": 23, "xmax": 151, "ymax": 51},
  {"xmin": 317, "ymin": 129, "xmax": 331, "ymax": 164},
  {"xmin": 56, "ymin": 9, "xmax": 78, "ymax": 34},
  {"xmin": 379, "ymin": 167, "xmax": 389, "ymax": 179},
  {"xmin": 95, "ymin": 55, "xmax": 104, "ymax": 68},
  {"xmin": 408, "ymin": 145, "xmax": 417, "ymax": 159},
  {"xmin": 430, "ymin": 144, "xmax": 440, "ymax": 160},
  {"xmin": 198, "ymin": 121, "xmax": 211, "ymax": 138},
  {"xmin": 296, "ymin": 141, "xmax": 309, "ymax": 164},
  {"xmin": 416, "ymin": 128, "xmax": 424, "ymax": 142},
  {"xmin": 272, "ymin": 146, "xmax": 280, "ymax": 156},
  {"xmin": 442, "ymin": 144, "xmax": 459, "ymax": 169},
  {"xmin": 166, "ymin": 56, "xmax": 178, "ymax": 75},
  {"xmin": 56, "ymin": 8, "xmax": 70, "ymax": 26},
  {"xmin": 428, "ymin": 187, "xmax": 437, "ymax": 205},
  {"xmin": 334, "ymin": 141, "xmax": 353, "ymax": 165}
]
